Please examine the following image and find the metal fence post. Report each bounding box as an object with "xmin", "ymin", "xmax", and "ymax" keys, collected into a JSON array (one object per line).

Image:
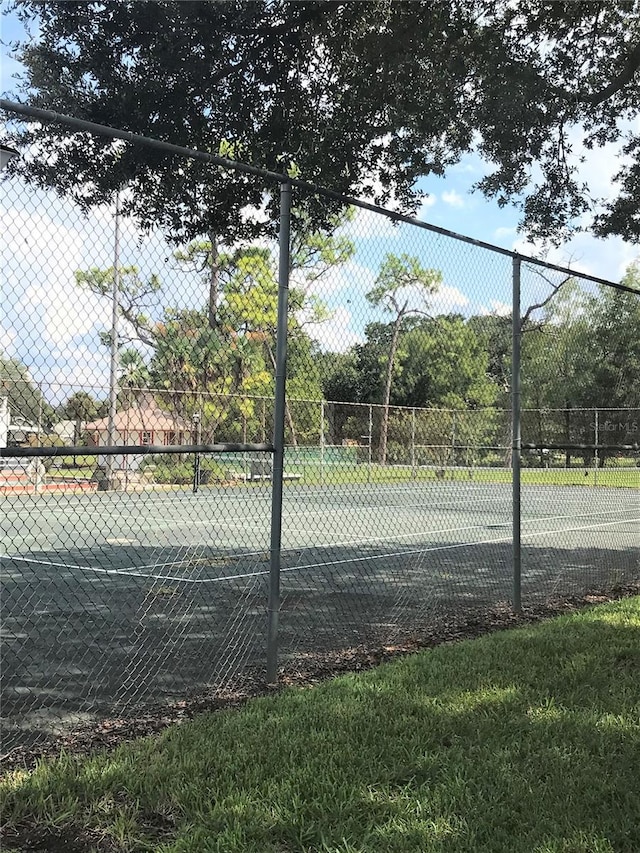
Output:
[
  {"xmin": 512, "ymin": 256, "xmax": 522, "ymax": 613},
  {"xmin": 320, "ymin": 399, "xmax": 325, "ymax": 483},
  {"xmin": 266, "ymin": 180, "xmax": 292, "ymax": 684}
]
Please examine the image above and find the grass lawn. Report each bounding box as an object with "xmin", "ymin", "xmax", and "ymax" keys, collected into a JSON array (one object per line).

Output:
[
  {"xmin": 3, "ymin": 598, "xmax": 640, "ymax": 852},
  {"xmin": 44, "ymin": 458, "xmax": 96, "ymax": 479},
  {"xmin": 281, "ymin": 464, "xmax": 639, "ymax": 488},
  {"xmin": 40, "ymin": 463, "xmax": 639, "ymax": 492}
]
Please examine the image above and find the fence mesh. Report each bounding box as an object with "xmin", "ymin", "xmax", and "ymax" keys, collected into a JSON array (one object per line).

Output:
[
  {"xmin": 1, "ymin": 114, "xmax": 638, "ymax": 758},
  {"xmin": 517, "ymin": 264, "xmax": 640, "ymax": 604}
]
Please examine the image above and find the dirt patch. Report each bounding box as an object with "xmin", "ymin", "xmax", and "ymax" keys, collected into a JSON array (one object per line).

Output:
[
  {"xmin": 0, "ymin": 823, "xmax": 120, "ymax": 853},
  {"xmin": 2, "ymin": 582, "xmax": 639, "ymax": 782}
]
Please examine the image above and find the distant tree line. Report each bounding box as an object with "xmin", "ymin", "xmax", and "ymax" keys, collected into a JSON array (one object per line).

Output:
[{"xmin": 3, "ymin": 241, "xmax": 638, "ymax": 468}]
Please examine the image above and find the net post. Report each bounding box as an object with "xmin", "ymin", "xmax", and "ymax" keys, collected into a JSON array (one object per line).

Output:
[
  {"xmin": 192, "ymin": 411, "xmax": 201, "ymax": 493},
  {"xmin": 512, "ymin": 256, "xmax": 522, "ymax": 613},
  {"xmin": 320, "ymin": 399, "xmax": 325, "ymax": 484},
  {"xmin": 451, "ymin": 411, "xmax": 456, "ymax": 468},
  {"xmin": 368, "ymin": 405, "xmax": 373, "ymax": 484},
  {"xmin": 594, "ymin": 408, "xmax": 599, "ymax": 486},
  {"xmin": 266, "ymin": 180, "xmax": 291, "ymax": 684},
  {"xmin": 411, "ymin": 407, "xmax": 416, "ymax": 479}
]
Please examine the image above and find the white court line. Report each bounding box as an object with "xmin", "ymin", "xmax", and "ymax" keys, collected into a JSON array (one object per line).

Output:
[
  {"xmin": 278, "ymin": 517, "xmax": 640, "ymax": 576},
  {"xmin": 86, "ymin": 494, "xmax": 504, "ymax": 535},
  {"xmin": 4, "ymin": 502, "xmax": 636, "ymax": 561},
  {"xmin": 42, "ymin": 493, "xmax": 505, "ymax": 526},
  {"xmin": 1, "ymin": 552, "xmax": 267, "ymax": 576},
  {"xmin": 4, "ymin": 507, "xmax": 636, "ymax": 563},
  {"xmin": 2, "ymin": 553, "xmax": 264, "ymax": 584},
  {"xmin": 280, "ymin": 494, "xmax": 638, "ymax": 517},
  {"xmin": 278, "ymin": 495, "xmax": 507, "ymax": 517},
  {"xmin": 3, "ymin": 516, "xmax": 637, "ymax": 586},
  {"xmin": 3, "ymin": 555, "xmax": 106, "ymax": 572},
  {"xmin": 0, "ymin": 554, "xmax": 209, "ymax": 575},
  {"xmin": 142, "ymin": 518, "xmax": 269, "ymax": 534},
  {"xmin": 282, "ymin": 508, "xmax": 638, "ymax": 550}
]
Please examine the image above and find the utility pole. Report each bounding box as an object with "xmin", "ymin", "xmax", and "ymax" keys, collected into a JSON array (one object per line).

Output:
[{"xmin": 105, "ymin": 191, "xmax": 121, "ymax": 489}]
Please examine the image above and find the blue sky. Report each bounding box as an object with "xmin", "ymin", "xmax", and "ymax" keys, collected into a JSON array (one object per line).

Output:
[{"xmin": 2, "ymin": 8, "xmax": 639, "ymax": 405}]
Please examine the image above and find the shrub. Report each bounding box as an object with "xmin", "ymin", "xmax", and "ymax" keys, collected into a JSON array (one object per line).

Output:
[{"xmin": 147, "ymin": 456, "xmax": 227, "ymax": 484}]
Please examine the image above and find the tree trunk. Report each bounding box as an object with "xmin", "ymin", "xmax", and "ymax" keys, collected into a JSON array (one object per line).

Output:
[
  {"xmin": 564, "ymin": 404, "xmax": 571, "ymax": 467},
  {"xmin": 379, "ymin": 318, "xmax": 402, "ymax": 465},
  {"xmin": 208, "ymin": 234, "xmax": 219, "ymax": 330}
]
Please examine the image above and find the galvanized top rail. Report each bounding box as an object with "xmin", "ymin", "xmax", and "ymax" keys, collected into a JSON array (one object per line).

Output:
[
  {"xmin": 2, "ymin": 98, "xmax": 638, "ymax": 297},
  {"xmin": 0, "ymin": 443, "xmax": 274, "ymax": 458}
]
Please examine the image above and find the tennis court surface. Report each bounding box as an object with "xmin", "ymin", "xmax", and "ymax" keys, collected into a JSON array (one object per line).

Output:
[{"xmin": 2, "ymin": 478, "xmax": 638, "ymax": 751}]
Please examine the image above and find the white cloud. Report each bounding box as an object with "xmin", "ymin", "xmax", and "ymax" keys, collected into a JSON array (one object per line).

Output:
[
  {"xmin": 435, "ymin": 284, "xmax": 470, "ymax": 311},
  {"xmin": 295, "ymin": 260, "xmax": 378, "ymax": 299},
  {"xmin": 450, "ymin": 160, "xmax": 481, "ymax": 175},
  {"xmin": 308, "ymin": 306, "xmax": 362, "ymax": 352},
  {"xmin": 48, "ymin": 346, "xmax": 111, "ymax": 405},
  {"xmin": 20, "ymin": 280, "xmax": 106, "ymax": 347},
  {"xmin": 494, "ymin": 226, "xmax": 517, "ymax": 239},
  {"xmin": 239, "ymin": 194, "xmax": 272, "ymax": 226},
  {"xmin": 565, "ymin": 124, "xmax": 631, "ymax": 204},
  {"xmin": 417, "ymin": 195, "xmax": 437, "ymax": 218},
  {"xmin": 441, "ymin": 189, "xmax": 465, "ymax": 208},
  {"xmin": 2, "ymin": 209, "xmax": 105, "ymax": 347},
  {"xmin": 0, "ymin": 326, "xmax": 16, "ymax": 354},
  {"xmin": 351, "ymin": 204, "xmax": 400, "ymax": 239},
  {"xmin": 369, "ymin": 278, "xmax": 469, "ymax": 318},
  {"xmin": 513, "ymin": 232, "xmax": 640, "ymax": 284},
  {"xmin": 479, "ymin": 300, "xmax": 511, "ymax": 317}
]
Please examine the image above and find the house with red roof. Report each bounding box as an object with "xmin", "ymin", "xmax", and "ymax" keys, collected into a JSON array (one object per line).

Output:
[{"xmin": 85, "ymin": 405, "xmax": 193, "ymax": 471}]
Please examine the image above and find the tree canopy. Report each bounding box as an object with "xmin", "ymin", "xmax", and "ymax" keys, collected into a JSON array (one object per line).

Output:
[
  {"xmin": 3, "ymin": 1, "xmax": 640, "ymax": 241},
  {"xmin": 0, "ymin": 356, "xmax": 54, "ymax": 426},
  {"xmin": 74, "ymin": 221, "xmax": 349, "ymax": 443}
]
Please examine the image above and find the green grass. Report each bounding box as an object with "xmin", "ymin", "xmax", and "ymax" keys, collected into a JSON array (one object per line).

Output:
[
  {"xmin": 273, "ymin": 463, "xmax": 639, "ymax": 488},
  {"xmin": 41, "ymin": 460, "xmax": 639, "ymax": 489},
  {"xmin": 41, "ymin": 456, "xmax": 98, "ymax": 478},
  {"xmin": 3, "ymin": 598, "xmax": 640, "ymax": 852},
  {"xmin": 46, "ymin": 464, "xmax": 96, "ymax": 480}
]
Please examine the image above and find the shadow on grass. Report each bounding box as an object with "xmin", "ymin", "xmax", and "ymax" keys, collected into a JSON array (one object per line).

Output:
[{"xmin": 2, "ymin": 602, "xmax": 640, "ymax": 852}]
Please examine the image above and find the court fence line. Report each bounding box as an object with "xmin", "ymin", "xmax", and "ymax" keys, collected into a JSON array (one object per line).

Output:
[{"xmin": 1, "ymin": 100, "xmax": 639, "ymax": 757}]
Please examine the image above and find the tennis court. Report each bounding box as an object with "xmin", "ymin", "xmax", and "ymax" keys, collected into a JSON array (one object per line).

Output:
[{"xmin": 1, "ymin": 478, "xmax": 638, "ymax": 750}]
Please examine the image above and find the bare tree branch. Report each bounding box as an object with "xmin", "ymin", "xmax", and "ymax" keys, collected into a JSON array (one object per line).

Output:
[{"xmin": 520, "ymin": 268, "xmax": 573, "ymax": 331}]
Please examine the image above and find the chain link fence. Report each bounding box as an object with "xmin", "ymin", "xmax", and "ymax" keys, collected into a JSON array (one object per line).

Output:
[{"xmin": 1, "ymin": 102, "xmax": 638, "ymax": 757}]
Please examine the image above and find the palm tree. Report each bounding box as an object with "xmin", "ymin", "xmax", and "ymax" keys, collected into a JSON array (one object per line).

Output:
[
  {"xmin": 118, "ymin": 349, "xmax": 150, "ymax": 410},
  {"xmin": 63, "ymin": 391, "xmax": 98, "ymax": 465}
]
